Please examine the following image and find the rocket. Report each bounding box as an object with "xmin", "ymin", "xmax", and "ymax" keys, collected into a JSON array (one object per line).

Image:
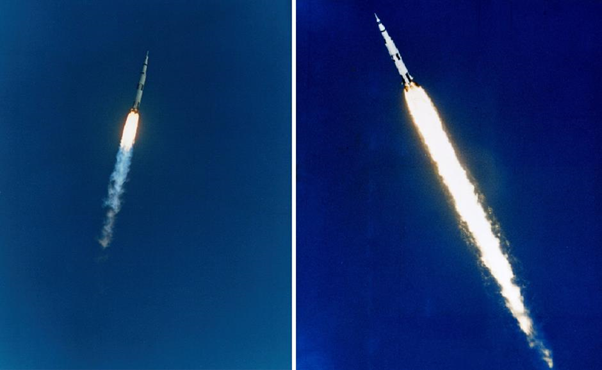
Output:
[
  {"xmin": 375, "ymin": 14, "xmax": 415, "ymax": 90},
  {"xmin": 132, "ymin": 51, "xmax": 149, "ymax": 112}
]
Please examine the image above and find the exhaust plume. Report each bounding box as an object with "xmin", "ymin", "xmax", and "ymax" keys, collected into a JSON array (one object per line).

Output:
[
  {"xmin": 99, "ymin": 111, "xmax": 139, "ymax": 249},
  {"xmin": 404, "ymin": 84, "xmax": 553, "ymax": 368}
]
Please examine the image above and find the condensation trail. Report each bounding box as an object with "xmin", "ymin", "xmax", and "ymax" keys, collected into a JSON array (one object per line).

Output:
[
  {"xmin": 404, "ymin": 85, "xmax": 553, "ymax": 368},
  {"xmin": 99, "ymin": 111, "xmax": 139, "ymax": 249}
]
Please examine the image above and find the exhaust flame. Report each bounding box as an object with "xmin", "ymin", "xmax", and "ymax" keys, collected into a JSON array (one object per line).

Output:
[
  {"xmin": 119, "ymin": 111, "xmax": 139, "ymax": 150},
  {"xmin": 404, "ymin": 85, "xmax": 553, "ymax": 368},
  {"xmin": 99, "ymin": 111, "xmax": 139, "ymax": 249}
]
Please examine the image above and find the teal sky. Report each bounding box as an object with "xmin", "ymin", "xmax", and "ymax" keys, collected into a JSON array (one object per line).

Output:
[{"xmin": 0, "ymin": 1, "xmax": 291, "ymax": 368}]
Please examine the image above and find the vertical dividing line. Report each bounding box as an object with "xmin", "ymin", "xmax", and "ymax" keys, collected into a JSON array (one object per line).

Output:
[{"xmin": 291, "ymin": 0, "xmax": 297, "ymax": 368}]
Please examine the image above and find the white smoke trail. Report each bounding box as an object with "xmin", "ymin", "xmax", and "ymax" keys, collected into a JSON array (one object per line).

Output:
[
  {"xmin": 99, "ymin": 111, "xmax": 139, "ymax": 249},
  {"xmin": 404, "ymin": 85, "xmax": 553, "ymax": 368}
]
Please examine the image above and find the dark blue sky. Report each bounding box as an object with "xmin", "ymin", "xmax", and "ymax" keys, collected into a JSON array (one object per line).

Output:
[
  {"xmin": 0, "ymin": 1, "xmax": 290, "ymax": 368},
  {"xmin": 297, "ymin": 1, "xmax": 601, "ymax": 369}
]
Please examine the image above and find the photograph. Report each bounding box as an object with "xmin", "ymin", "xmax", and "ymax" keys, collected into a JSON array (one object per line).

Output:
[
  {"xmin": 0, "ymin": 1, "xmax": 291, "ymax": 369},
  {"xmin": 296, "ymin": 1, "xmax": 601, "ymax": 369}
]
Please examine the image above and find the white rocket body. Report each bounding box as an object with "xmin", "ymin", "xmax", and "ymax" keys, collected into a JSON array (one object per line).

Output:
[
  {"xmin": 375, "ymin": 14, "xmax": 414, "ymax": 89},
  {"xmin": 132, "ymin": 52, "xmax": 149, "ymax": 112}
]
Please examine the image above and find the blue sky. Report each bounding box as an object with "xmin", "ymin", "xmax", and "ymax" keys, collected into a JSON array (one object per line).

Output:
[
  {"xmin": 0, "ymin": 1, "xmax": 291, "ymax": 368},
  {"xmin": 297, "ymin": 1, "xmax": 602, "ymax": 369}
]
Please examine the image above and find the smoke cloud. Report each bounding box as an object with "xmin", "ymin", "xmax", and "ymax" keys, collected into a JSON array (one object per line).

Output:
[{"xmin": 99, "ymin": 111, "xmax": 139, "ymax": 249}]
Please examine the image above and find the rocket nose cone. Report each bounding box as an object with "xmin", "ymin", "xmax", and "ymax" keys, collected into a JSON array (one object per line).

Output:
[{"xmin": 374, "ymin": 13, "xmax": 380, "ymax": 22}]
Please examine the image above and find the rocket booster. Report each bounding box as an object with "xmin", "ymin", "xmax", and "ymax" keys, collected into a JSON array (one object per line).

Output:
[
  {"xmin": 375, "ymin": 14, "xmax": 415, "ymax": 90},
  {"xmin": 132, "ymin": 51, "xmax": 149, "ymax": 112}
]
